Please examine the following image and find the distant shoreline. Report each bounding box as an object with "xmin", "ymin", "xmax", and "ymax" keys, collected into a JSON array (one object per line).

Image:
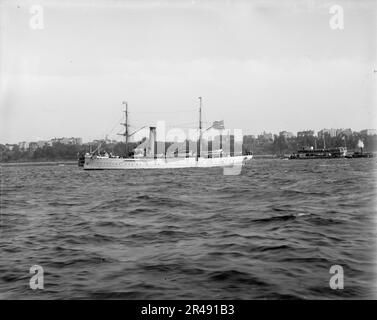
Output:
[
  {"xmin": 0, "ymin": 160, "xmax": 77, "ymax": 167},
  {"xmin": 0, "ymin": 157, "xmax": 277, "ymax": 167},
  {"xmin": 0, "ymin": 152, "xmax": 375, "ymax": 167}
]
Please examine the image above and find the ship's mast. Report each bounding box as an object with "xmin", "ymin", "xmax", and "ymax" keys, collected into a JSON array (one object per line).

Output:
[
  {"xmin": 196, "ymin": 97, "xmax": 202, "ymax": 161},
  {"xmin": 121, "ymin": 101, "xmax": 129, "ymax": 157}
]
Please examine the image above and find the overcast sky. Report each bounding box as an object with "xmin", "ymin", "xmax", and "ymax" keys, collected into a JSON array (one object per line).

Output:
[{"xmin": 0, "ymin": 0, "xmax": 376, "ymax": 143}]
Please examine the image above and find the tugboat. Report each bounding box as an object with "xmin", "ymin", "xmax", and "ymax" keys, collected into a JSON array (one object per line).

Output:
[
  {"xmin": 346, "ymin": 151, "xmax": 373, "ymax": 158},
  {"xmin": 345, "ymin": 140, "xmax": 373, "ymax": 158}
]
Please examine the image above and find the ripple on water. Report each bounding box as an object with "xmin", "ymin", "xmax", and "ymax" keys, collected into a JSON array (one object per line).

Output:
[{"xmin": 0, "ymin": 159, "xmax": 376, "ymax": 299}]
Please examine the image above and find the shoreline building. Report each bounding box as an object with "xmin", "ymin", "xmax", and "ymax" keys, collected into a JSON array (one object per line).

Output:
[
  {"xmin": 279, "ymin": 131, "xmax": 295, "ymax": 139},
  {"xmin": 51, "ymin": 137, "xmax": 83, "ymax": 145},
  {"xmin": 18, "ymin": 141, "xmax": 30, "ymax": 151},
  {"xmin": 318, "ymin": 128, "xmax": 353, "ymax": 138},
  {"xmin": 360, "ymin": 129, "xmax": 377, "ymax": 136},
  {"xmin": 297, "ymin": 130, "xmax": 315, "ymax": 138},
  {"xmin": 257, "ymin": 131, "xmax": 274, "ymax": 144}
]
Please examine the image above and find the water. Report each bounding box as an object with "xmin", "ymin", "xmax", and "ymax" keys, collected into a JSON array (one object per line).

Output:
[{"xmin": 1, "ymin": 159, "xmax": 376, "ymax": 299}]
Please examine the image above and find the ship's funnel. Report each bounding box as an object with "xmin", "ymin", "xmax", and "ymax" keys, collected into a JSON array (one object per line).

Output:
[
  {"xmin": 148, "ymin": 127, "xmax": 157, "ymax": 158},
  {"xmin": 358, "ymin": 139, "xmax": 364, "ymax": 153}
]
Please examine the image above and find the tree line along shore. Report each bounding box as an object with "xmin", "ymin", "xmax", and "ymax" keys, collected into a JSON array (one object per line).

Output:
[{"xmin": 1, "ymin": 133, "xmax": 376, "ymax": 163}]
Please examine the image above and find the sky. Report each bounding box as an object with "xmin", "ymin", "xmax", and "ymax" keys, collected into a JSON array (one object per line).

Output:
[{"xmin": 0, "ymin": 0, "xmax": 376, "ymax": 143}]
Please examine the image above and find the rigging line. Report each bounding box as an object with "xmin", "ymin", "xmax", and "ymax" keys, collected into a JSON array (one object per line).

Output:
[
  {"xmin": 164, "ymin": 126, "xmax": 197, "ymax": 129},
  {"xmin": 164, "ymin": 122, "xmax": 198, "ymax": 127},
  {"xmin": 128, "ymin": 109, "xmax": 197, "ymax": 114},
  {"xmin": 163, "ymin": 121, "xmax": 213, "ymax": 128},
  {"xmin": 98, "ymin": 116, "xmax": 124, "ymax": 139},
  {"xmin": 128, "ymin": 122, "xmax": 198, "ymax": 129}
]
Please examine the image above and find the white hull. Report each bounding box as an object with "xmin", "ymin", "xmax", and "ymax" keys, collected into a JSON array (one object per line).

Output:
[{"xmin": 83, "ymin": 154, "xmax": 252, "ymax": 170}]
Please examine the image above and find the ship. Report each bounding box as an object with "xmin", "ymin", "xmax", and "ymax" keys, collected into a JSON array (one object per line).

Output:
[
  {"xmin": 289, "ymin": 146, "xmax": 347, "ymax": 159},
  {"xmin": 82, "ymin": 98, "xmax": 253, "ymax": 170},
  {"xmin": 345, "ymin": 141, "xmax": 373, "ymax": 158},
  {"xmin": 289, "ymin": 137, "xmax": 374, "ymax": 160},
  {"xmin": 345, "ymin": 151, "xmax": 373, "ymax": 158}
]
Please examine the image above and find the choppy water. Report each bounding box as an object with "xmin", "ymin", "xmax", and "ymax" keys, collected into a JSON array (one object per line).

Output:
[{"xmin": 1, "ymin": 159, "xmax": 376, "ymax": 299}]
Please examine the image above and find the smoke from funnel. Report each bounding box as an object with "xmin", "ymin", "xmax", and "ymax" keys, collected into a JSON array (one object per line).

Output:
[{"xmin": 357, "ymin": 140, "xmax": 364, "ymax": 148}]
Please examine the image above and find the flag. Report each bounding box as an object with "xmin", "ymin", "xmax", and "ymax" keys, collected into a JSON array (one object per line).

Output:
[{"xmin": 212, "ymin": 120, "xmax": 225, "ymax": 130}]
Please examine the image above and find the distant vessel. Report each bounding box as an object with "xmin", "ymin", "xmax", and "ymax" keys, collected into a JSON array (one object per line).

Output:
[
  {"xmin": 289, "ymin": 147, "xmax": 347, "ymax": 159},
  {"xmin": 346, "ymin": 151, "xmax": 373, "ymax": 158},
  {"xmin": 82, "ymin": 98, "xmax": 252, "ymax": 170},
  {"xmin": 345, "ymin": 140, "xmax": 373, "ymax": 158},
  {"xmin": 289, "ymin": 136, "xmax": 374, "ymax": 160}
]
